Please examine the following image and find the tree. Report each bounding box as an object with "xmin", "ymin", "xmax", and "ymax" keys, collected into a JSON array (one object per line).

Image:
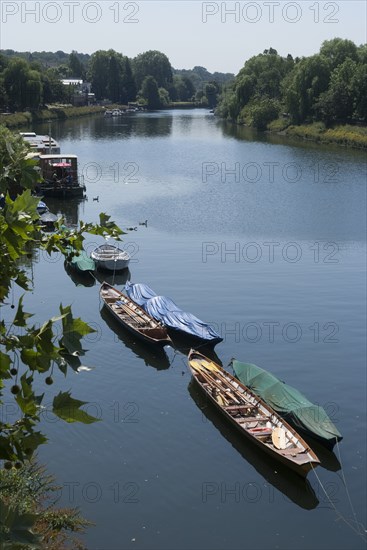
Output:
[
  {"xmin": 159, "ymin": 87, "xmax": 170, "ymax": 106},
  {"xmin": 89, "ymin": 50, "xmax": 136, "ymax": 103},
  {"xmin": 69, "ymin": 50, "xmax": 85, "ymax": 79},
  {"xmin": 204, "ymin": 82, "xmax": 219, "ymax": 108},
  {"xmin": 172, "ymin": 76, "xmax": 195, "ymax": 101},
  {"xmin": 132, "ymin": 50, "xmax": 173, "ymax": 90},
  {"xmin": 140, "ymin": 76, "xmax": 161, "ymax": 109},
  {"xmin": 320, "ymin": 38, "xmax": 359, "ymax": 70},
  {"xmin": 42, "ymin": 68, "xmax": 68, "ymax": 104},
  {"xmin": 283, "ymin": 54, "xmax": 330, "ymax": 123},
  {"xmin": 88, "ymin": 50, "xmax": 110, "ymax": 99},
  {"xmin": 3, "ymin": 58, "xmax": 32, "ymax": 111}
]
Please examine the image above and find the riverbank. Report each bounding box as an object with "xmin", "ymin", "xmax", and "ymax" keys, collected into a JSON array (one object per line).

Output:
[
  {"xmin": 0, "ymin": 102, "xmax": 209, "ymax": 129},
  {"xmin": 267, "ymin": 119, "xmax": 367, "ymax": 149},
  {"xmin": 0, "ymin": 105, "xmax": 108, "ymax": 128}
]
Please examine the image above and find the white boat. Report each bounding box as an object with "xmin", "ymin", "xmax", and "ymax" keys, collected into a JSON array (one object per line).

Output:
[{"xmin": 91, "ymin": 244, "xmax": 130, "ymax": 271}]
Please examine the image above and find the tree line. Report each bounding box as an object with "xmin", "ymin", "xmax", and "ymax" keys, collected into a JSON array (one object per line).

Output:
[
  {"xmin": 216, "ymin": 38, "xmax": 367, "ymax": 128},
  {"xmin": 0, "ymin": 49, "xmax": 234, "ymax": 112}
]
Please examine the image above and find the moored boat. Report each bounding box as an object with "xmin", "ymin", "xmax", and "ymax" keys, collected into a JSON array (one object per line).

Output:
[
  {"xmin": 91, "ymin": 244, "xmax": 130, "ymax": 271},
  {"xmin": 100, "ymin": 282, "xmax": 173, "ymax": 347},
  {"xmin": 30, "ymin": 154, "xmax": 86, "ymax": 198},
  {"xmin": 65, "ymin": 248, "xmax": 96, "ymax": 275},
  {"xmin": 188, "ymin": 350, "xmax": 320, "ymax": 477},
  {"xmin": 125, "ymin": 282, "xmax": 222, "ymax": 346},
  {"xmin": 232, "ymin": 360, "xmax": 343, "ymax": 449}
]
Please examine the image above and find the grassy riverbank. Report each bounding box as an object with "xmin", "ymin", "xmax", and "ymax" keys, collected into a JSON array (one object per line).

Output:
[
  {"xmin": 267, "ymin": 119, "xmax": 367, "ymax": 149},
  {"xmin": 0, "ymin": 105, "xmax": 107, "ymax": 128}
]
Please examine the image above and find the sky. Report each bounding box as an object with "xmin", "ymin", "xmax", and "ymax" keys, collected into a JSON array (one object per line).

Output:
[{"xmin": 0, "ymin": 1, "xmax": 366, "ymax": 74}]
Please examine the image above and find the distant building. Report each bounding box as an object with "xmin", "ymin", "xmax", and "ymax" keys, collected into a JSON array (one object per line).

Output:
[{"xmin": 61, "ymin": 79, "xmax": 95, "ymax": 106}]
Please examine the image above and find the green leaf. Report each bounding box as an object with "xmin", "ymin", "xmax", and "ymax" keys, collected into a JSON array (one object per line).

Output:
[
  {"xmin": 0, "ymin": 436, "xmax": 16, "ymax": 461},
  {"xmin": 52, "ymin": 391, "xmax": 99, "ymax": 424},
  {"xmin": 13, "ymin": 296, "xmax": 33, "ymax": 327},
  {"xmin": 59, "ymin": 304, "xmax": 95, "ymax": 355},
  {"xmin": 0, "ymin": 350, "xmax": 12, "ymax": 378}
]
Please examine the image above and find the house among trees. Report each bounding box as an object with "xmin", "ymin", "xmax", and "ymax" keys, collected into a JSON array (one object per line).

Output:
[{"xmin": 61, "ymin": 79, "xmax": 95, "ymax": 106}]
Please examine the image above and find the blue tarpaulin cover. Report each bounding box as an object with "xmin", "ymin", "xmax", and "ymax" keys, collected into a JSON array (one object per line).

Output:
[{"xmin": 125, "ymin": 282, "xmax": 222, "ymax": 343}]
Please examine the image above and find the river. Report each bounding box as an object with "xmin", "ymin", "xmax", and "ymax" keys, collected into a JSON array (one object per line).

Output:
[{"xmin": 20, "ymin": 110, "xmax": 367, "ymax": 549}]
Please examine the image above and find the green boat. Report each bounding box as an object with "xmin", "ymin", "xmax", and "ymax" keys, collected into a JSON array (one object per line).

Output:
[
  {"xmin": 65, "ymin": 248, "xmax": 96, "ymax": 274},
  {"xmin": 232, "ymin": 360, "xmax": 342, "ymax": 450}
]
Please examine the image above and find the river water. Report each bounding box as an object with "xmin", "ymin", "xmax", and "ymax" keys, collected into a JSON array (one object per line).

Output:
[{"xmin": 17, "ymin": 110, "xmax": 366, "ymax": 549}]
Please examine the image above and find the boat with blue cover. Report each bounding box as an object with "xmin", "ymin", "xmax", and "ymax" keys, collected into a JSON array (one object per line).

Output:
[
  {"xmin": 100, "ymin": 282, "xmax": 172, "ymax": 347},
  {"xmin": 125, "ymin": 281, "xmax": 222, "ymax": 346}
]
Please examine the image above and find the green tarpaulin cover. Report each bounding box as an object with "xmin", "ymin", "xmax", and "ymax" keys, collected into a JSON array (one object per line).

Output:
[
  {"xmin": 232, "ymin": 360, "xmax": 342, "ymax": 447},
  {"xmin": 68, "ymin": 249, "xmax": 95, "ymax": 272}
]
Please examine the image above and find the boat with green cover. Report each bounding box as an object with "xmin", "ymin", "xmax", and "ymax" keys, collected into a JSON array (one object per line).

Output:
[
  {"xmin": 232, "ymin": 360, "xmax": 342, "ymax": 449},
  {"xmin": 65, "ymin": 249, "xmax": 96, "ymax": 274}
]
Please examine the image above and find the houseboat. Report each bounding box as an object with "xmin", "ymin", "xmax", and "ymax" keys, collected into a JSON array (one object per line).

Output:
[{"xmin": 30, "ymin": 154, "xmax": 86, "ymax": 198}]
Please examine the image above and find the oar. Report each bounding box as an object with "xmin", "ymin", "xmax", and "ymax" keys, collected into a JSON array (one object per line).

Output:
[
  {"xmin": 115, "ymin": 301, "xmax": 149, "ymax": 327},
  {"xmin": 190, "ymin": 361, "xmax": 240, "ymax": 405},
  {"xmin": 191, "ymin": 364, "xmax": 230, "ymax": 406}
]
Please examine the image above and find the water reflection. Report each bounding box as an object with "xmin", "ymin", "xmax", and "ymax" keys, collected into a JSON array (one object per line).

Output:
[
  {"xmin": 43, "ymin": 197, "xmax": 85, "ymax": 227},
  {"xmin": 99, "ymin": 305, "xmax": 171, "ymax": 370},
  {"xmin": 34, "ymin": 113, "xmax": 174, "ymax": 142},
  {"xmin": 64, "ymin": 265, "xmax": 131, "ymax": 288},
  {"xmin": 188, "ymin": 380, "xmax": 319, "ymax": 510}
]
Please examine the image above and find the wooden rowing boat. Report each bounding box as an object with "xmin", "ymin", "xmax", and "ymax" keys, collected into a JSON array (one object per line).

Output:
[
  {"xmin": 100, "ymin": 282, "xmax": 172, "ymax": 347},
  {"xmin": 188, "ymin": 349, "xmax": 320, "ymax": 477}
]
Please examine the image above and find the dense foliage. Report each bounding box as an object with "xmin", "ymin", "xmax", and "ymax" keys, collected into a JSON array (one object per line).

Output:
[
  {"xmin": 217, "ymin": 39, "xmax": 367, "ymax": 128},
  {"xmin": 0, "ymin": 49, "xmax": 232, "ymax": 111},
  {"xmin": 0, "ymin": 126, "xmax": 123, "ymax": 544}
]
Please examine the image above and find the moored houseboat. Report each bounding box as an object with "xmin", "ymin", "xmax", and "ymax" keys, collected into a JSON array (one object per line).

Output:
[{"xmin": 31, "ymin": 154, "xmax": 86, "ymax": 198}]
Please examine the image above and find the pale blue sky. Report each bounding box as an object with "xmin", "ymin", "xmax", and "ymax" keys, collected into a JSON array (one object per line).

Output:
[{"xmin": 0, "ymin": 1, "xmax": 366, "ymax": 74}]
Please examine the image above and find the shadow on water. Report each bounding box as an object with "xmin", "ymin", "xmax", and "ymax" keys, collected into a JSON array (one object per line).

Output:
[
  {"xmin": 301, "ymin": 435, "xmax": 341, "ymax": 473},
  {"xmin": 94, "ymin": 268, "xmax": 131, "ymax": 287},
  {"xmin": 188, "ymin": 380, "xmax": 320, "ymax": 510},
  {"xmin": 99, "ymin": 305, "xmax": 171, "ymax": 370},
  {"xmin": 64, "ymin": 265, "xmax": 131, "ymax": 289},
  {"xmin": 168, "ymin": 331, "xmax": 223, "ymax": 366},
  {"xmin": 64, "ymin": 262, "xmax": 96, "ymax": 287}
]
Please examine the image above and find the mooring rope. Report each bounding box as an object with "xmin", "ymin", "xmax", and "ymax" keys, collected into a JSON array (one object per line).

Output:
[{"xmin": 311, "ymin": 462, "xmax": 367, "ymax": 541}]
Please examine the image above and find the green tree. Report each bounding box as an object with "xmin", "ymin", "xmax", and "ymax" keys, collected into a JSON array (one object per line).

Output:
[
  {"xmin": 283, "ymin": 54, "xmax": 330, "ymax": 123},
  {"xmin": 89, "ymin": 50, "xmax": 136, "ymax": 103},
  {"xmin": 159, "ymin": 87, "xmax": 170, "ymax": 106},
  {"xmin": 140, "ymin": 76, "xmax": 161, "ymax": 109},
  {"xmin": 3, "ymin": 58, "xmax": 33, "ymax": 111},
  {"xmin": 88, "ymin": 50, "xmax": 110, "ymax": 99},
  {"xmin": 172, "ymin": 76, "xmax": 195, "ymax": 101},
  {"xmin": 132, "ymin": 50, "xmax": 173, "ymax": 90},
  {"xmin": 320, "ymin": 38, "xmax": 359, "ymax": 70},
  {"xmin": 42, "ymin": 69, "xmax": 68, "ymax": 105},
  {"xmin": 68, "ymin": 51, "xmax": 86, "ymax": 79}
]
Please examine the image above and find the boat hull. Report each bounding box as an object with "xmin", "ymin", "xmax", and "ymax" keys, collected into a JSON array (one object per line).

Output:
[
  {"xmin": 39, "ymin": 185, "xmax": 85, "ymax": 199},
  {"xmin": 95, "ymin": 259, "xmax": 130, "ymax": 271},
  {"xmin": 188, "ymin": 350, "xmax": 319, "ymax": 478},
  {"xmin": 100, "ymin": 283, "xmax": 172, "ymax": 347}
]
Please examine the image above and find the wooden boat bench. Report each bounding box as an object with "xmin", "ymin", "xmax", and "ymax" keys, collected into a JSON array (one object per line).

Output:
[{"xmin": 234, "ymin": 416, "xmax": 266, "ymax": 424}]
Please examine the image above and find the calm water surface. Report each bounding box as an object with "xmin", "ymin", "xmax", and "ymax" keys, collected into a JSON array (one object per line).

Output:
[{"xmin": 17, "ymin": 111, "xmax": 366, "ymax": 549}]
